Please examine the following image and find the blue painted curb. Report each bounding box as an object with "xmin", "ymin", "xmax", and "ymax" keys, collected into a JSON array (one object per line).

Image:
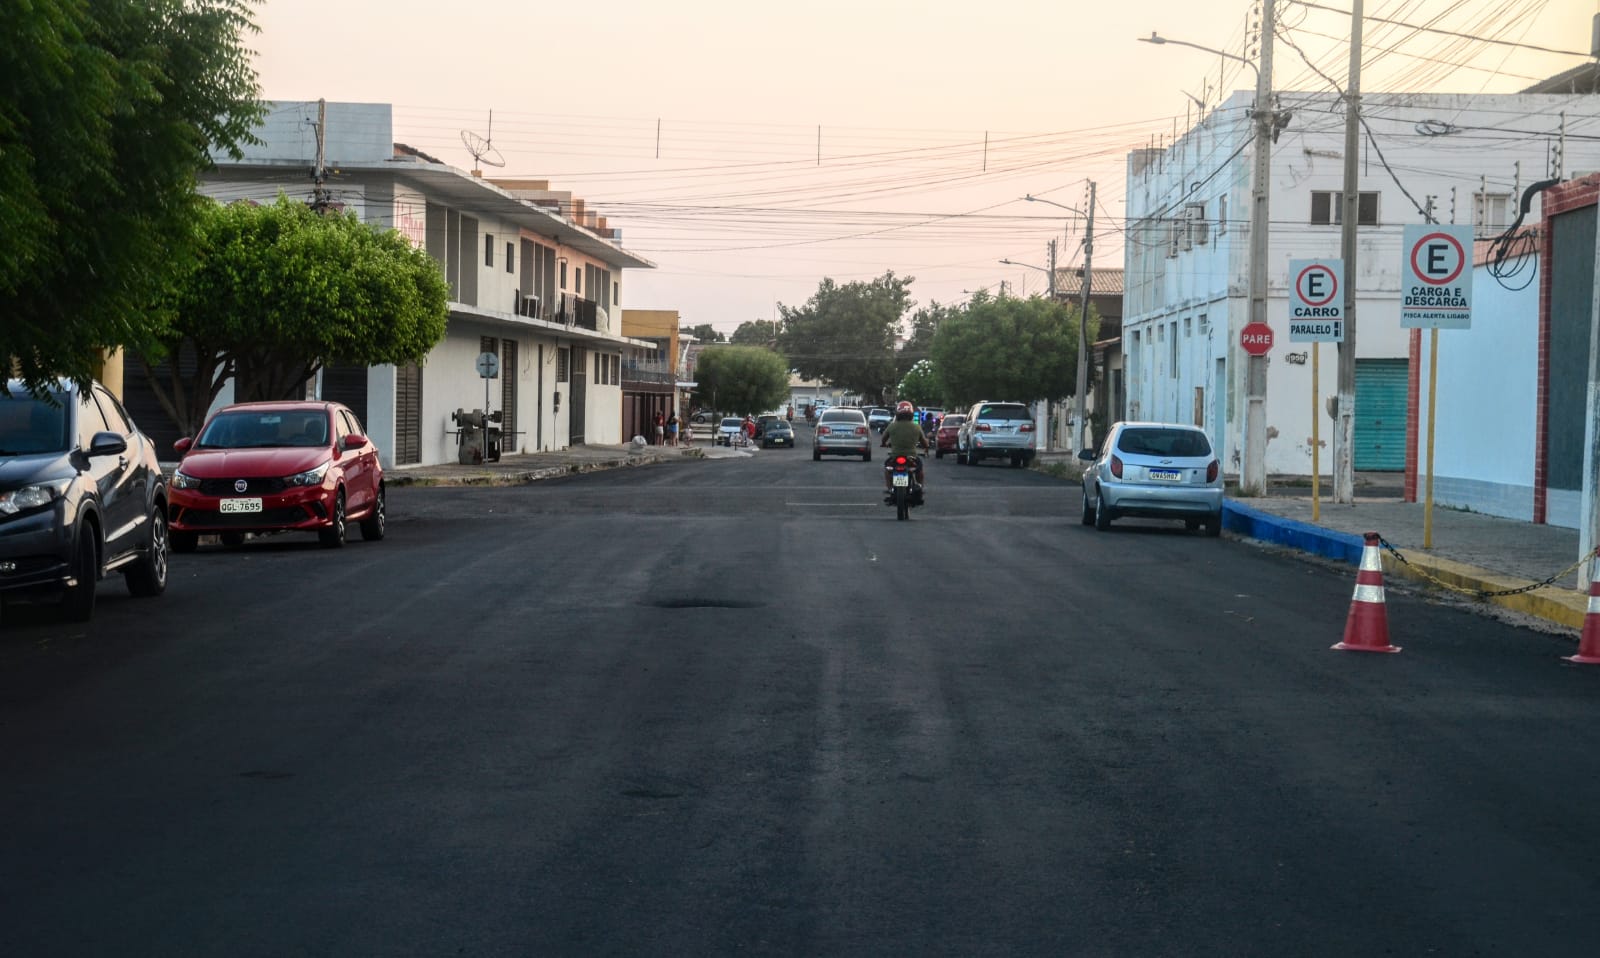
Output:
[{"xmin": 1222, "ymin": 499, "xmax": 1367, "ymax": 565}]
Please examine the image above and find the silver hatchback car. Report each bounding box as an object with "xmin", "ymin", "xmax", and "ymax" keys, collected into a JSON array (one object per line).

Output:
[{"xmin": 1079, "ymin": 422, "xmax": 1224, "ymax": 536}]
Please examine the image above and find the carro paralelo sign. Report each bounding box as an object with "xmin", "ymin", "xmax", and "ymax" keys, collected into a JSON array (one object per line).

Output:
[{"xmin": 1288, "ymin": 259, "xmax": 1344, "ymax": 342}]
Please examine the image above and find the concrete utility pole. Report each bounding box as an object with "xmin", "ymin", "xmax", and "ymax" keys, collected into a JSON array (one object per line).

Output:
[
  {"xmin": 1241, "ymin": 0, "xmax": 1276, "ymax": 496},
  {"xmin": 1333, "ymin": 0, "xmax": 1363, "ymax": 504},
  {"xmin": 311, "ymin": 98, "xmax": 331, "ymax": 213},
  {"xmin": 1047, "ymin": 238, "xmax": 1058, "ymax": 450},
  {"xmin": 1075, "ymin": 182, "xmax": 1096, "ymax": 454}
]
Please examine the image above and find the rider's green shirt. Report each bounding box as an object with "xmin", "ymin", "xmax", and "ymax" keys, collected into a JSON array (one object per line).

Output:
[{"xmin": 882, "ymin": 419, "xmax": 924, "ymax": 458}]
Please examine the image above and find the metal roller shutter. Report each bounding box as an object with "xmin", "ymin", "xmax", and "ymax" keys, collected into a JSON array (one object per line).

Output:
[{"xmin": 1354, "ymin": 358, "xmax": 1408, "ymax": 471}]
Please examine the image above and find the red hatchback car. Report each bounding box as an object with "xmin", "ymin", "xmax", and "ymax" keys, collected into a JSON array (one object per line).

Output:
[
  {"xmin": 933, "ymin": 414, "xmax": 966, "ymax": 458},
  {"xmin": 167, "ymin": 401, "xmax": 385, "ymax": 551}
]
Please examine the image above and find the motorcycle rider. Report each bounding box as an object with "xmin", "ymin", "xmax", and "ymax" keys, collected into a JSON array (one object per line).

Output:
[{"xmin": 881, "ymin": 400, "xmax": 929, "ymax": 501}]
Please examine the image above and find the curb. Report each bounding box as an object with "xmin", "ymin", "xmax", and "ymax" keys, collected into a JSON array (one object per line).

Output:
[
  {"xmin": 1222, "ymin": 499, "xmax": 1366, "ymax": 564},
  {"xmin": 387, "ymin": 448, "xmax": 702, "ymax": 488}
]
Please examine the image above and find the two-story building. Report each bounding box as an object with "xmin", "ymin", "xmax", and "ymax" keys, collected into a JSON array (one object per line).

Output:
[
  {"xmin": 1122, "ymin": 89, "xmax": 1596, "ymax": 477},
  {"xmin": 128, "ymin": 101, "xmax": 656, "ymax": 469}
]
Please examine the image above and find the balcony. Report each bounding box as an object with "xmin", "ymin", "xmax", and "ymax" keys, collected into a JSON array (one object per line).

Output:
[
  {"xmin": 550, "ymin": 293, "xmax": 604, "ymax": 332},
  {"xmin": 622, "ymin": 359, "xmax": 674, "ymax": 386}
]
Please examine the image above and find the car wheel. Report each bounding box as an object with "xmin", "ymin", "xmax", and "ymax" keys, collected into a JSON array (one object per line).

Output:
[
  {"xmin": 1204, "ymin": 511, "xmax": 1223, "ymax": 538},
  {"xmin": 935, "ymin": 449, "xmax": 943, "ymax": 459},
  {"xmin": 967, "ymin": 450, "xmax": 980, "ymax": 466},
  {"xmin": 360, "ymin": 484, "xmax": 386, "ymax": 541},
  {"xmin": 318, "ymin": 490, "xmax": 347, "ymax": 548},
  {"xmin": 862, "ymin": 451, "xmax": 871, "ymax": 462},
  {"xmin": 61, "ymin": 529, "xmax": 98, "ymax": 622},
  {"xmin": 170, "ymin": 530, "xmax": 198, "ymax": 554},
  {"xmin": 813, "ymin": 448, "xmax": 822, "ymax": 461},
  {"xmin": 220, "ymin": 532, "xmax": 246, "ymax": 548},
  {"xmin": 1094, "ymin": 489, "xmax": 1112, "ymax": 531},
  {"xmin": 1080, "ymin": 493, "xmax": 1094, "ymax": 526},
  {"xmin": 124, "ymin": 507, "xmax": 169, "ymax": 597},
  {"xmin": 1010, "ymin": 454, "xmax": 1023, "ymax": 468}
]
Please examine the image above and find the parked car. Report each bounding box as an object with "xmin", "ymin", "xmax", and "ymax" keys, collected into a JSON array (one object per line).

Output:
[
  {"xmin": 867, "ymin": 407, "xmax": 893, "ymax": 432},
  {"xmin": 1079, "ymin": 421, "xmax": 1224, "ymax": 536},
  {"xmin": 0, "ymin": 378, "xmax": 169, "ymax": 620},
  {"xmin": 957, "ymin": 401, "xmax": 1036, "ymax": 466},
  {"xmin": 933, "ymin": 413, "xmax": 967, "ymax": 458},
  {"xmin": 753, "ymin": 414, "xmax": 784, "ymax": 443},
  {"xmin": 812, "ymin": 407, "xmax": 871, "ymax": 461},
  {"xmin": 168, "ymin": 400, "xmax": 385, "ymax": 551},
  {"xmin": 761, "ymin": 420, "xmax": 796, "ymax": 449},
  {"xmin": 717, "ymin": 417, "xmax": 746, "ymax": 446}
]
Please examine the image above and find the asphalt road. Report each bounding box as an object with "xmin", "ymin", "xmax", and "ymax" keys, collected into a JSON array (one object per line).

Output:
[{"xmin": 3, "ymin": 434, "xmax": 1599, "ymax": 956}]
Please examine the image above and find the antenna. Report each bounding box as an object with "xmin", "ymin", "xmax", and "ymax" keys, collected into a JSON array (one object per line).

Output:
[{"xmin": 460, "ymin": 109, "xmax": 505, "ymax": 176}]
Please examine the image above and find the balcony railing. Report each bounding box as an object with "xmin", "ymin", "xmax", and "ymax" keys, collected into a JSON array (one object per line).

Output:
[{"xmin": 622, "ymin": 360, "xmax": 674, "ymax": 385}]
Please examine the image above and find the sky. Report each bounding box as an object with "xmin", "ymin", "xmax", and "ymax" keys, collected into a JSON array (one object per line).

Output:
[{"xmin": 249, "ymin": 0, "xmax": 1597, "ymax": 335}]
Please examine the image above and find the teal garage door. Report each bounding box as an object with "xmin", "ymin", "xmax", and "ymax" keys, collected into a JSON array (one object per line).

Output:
[{"xmin": 1354, "ymin": 359, "xmax": 1408, "ymax": 471}]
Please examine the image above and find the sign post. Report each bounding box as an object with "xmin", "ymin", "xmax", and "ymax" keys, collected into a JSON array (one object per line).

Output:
[
  {"xmin": 1289, "ymin": 259, "xmax": 1345, "ymax": 521},
  {"xmin": 1400, "ymin": 225, "xmax": 1474, "ymax": 549}
]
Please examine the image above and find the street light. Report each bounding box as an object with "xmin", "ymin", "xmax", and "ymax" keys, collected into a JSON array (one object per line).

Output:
[
  {"xmin": 1139, "ymin": 15, "xmax": 1276, "ymax": 495},
  {"xmin": 1026, "ymin": 191, "xmax": 1096, "ymax": 454}
]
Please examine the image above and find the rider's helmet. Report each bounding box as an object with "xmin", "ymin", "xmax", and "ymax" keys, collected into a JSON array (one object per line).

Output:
[{"xmin": 895, "ymin": 400, "xmax": 914, "ymax": 419}]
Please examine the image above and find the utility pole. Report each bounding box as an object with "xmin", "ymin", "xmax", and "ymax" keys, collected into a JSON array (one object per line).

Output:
[
  {"xmin": 1241, "ymin": 0, "xmax": 1276, "ymax": 496},
  {"xmin": 1075, "ymin": 181, "xmax": 1096, "ymax": 453},
  {"xmin": 1047, "ymin": 238, "xmax": 1058, "ymax": 451},
  {"xmin": 1333, "ymin": 0, "xmax": 1363, "ymax": 504},
  {"xmin": 311, "ymin": 98, "xmax": 331, "ymax": 213}
]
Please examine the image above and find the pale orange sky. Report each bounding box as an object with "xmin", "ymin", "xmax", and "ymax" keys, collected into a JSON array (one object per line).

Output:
[{"xmin": 250, "ymin": 0, "xmax": 1596, "ymax": 333}]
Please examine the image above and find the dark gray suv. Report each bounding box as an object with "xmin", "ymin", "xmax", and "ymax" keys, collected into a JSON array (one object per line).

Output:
[{"xmin": 0, "ymin": 379, "xmax": 169, "ymax": 621}]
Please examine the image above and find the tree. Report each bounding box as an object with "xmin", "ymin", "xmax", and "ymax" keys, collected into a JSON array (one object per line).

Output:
[
  {"xmin": 896, "ymin": 359, "xmax": 943, "ymax": 408},
  {"xmin": 931, "ymin": 291, "xmax": 1093, "ymax": 408},
  {"xmin": 778, "ymin": 271, "xmax": 910, "ymax": 403},
  {"xmin": 897, "ymin": 300, "xmax": 959, "ymax": 377},
  {"xmin": 692, "ymin": 346, "xmax": 789, "ymax": 416},
  {"xmin": 1, "ymin": 0, "xmax": 265, "ymax": 394},
  {"xmin": 142, "ymin": 197, "xmax": 450, "ymax": 435},
  {"xmin": 681, "ymin": 324, "xmax": 725, "ymax": 343},
  {"xmin": 729, "ymin": 319, "xmax": 779, "ymax": 350}
]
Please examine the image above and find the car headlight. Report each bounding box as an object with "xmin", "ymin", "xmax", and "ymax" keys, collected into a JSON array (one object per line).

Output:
[
  {"xmin": 170, "ymin": 470, "xmax": 202, "ymax": 490},
  {"xmin": 0, "ymin": 480, "xmax": 69, "ymax": 515},
  {"xmin": 284, "ymin": 460, "xmax": 331, "ymax": 487}
]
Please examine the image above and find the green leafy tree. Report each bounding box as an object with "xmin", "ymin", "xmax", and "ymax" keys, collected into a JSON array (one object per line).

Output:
[
  {"xmin": 692, "ymin": 346, "xmax": 789, "ymax": 416},
  {"xmin": 681, "ymin": 323, "xmax": 725, "ymax": 343},
  {"xmin": 897, "ymin": 300, "xmax": 959, "ymax": 377},
  {"xmin": 142, "ymin": 197, "xmax": 449, "ymax": 435},
  {"xmin": 730, "ymin": 319, "xmax": 779, "ymax": 350},
  {"xmin": 931, "ymin": 291, "xmax": 1092, "ymax": 408},
  {"xmin": 778, "ymin": 271, "xmax": 911, "ymax": 404},
  {"xmin": 1, "ymin": 0, "xmax": 265, "ymax": 394},
  {"xmin": 896, "ymin": 359, "xmax": 943, "ymax": 408}
]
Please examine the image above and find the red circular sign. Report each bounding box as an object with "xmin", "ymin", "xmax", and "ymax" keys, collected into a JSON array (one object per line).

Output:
[
  {"xmin": 1409, "ymin": 231, "xmax": 1466, "ymax": 286},
  {"xmin": 1240, "ymin": 322, "xmax": 1274, "ymax": 356},
  {"xmin": 1295, "ymin": 263, "xmax": 1339, "ymax": 306}
]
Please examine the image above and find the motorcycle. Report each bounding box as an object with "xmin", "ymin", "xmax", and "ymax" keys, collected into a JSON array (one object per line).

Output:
[{"xmin": 884, "ymin": 454, "xmax": 925, "ymax": 521}]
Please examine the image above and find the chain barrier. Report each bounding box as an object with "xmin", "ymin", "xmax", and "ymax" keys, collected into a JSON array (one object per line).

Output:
[{"xmin": 1376, "ymin": 535, "xmax": 1600, "ymax": 599}]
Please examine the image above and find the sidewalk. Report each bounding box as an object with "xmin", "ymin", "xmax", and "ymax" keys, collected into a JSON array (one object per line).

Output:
[{"xmin": 387, "ymin": 439, "xmax": 704, "ymax": 487}]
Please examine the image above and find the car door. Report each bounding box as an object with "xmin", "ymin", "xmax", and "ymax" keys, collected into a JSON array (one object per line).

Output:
[
  {"xmin": 333, "ymin": 409, "xmax": 370, "ymax": 513},
  {"xmin": 78, "ymin": 388, "xmax": 141, "ymax": 563}
]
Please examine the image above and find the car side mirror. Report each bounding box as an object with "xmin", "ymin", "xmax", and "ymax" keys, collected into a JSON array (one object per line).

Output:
[
  {"xmin": 1078, "ymin": 449, "xmax": 1096, "ymax": 461},
  {"xmin": 87, "ymin": 431, "xmax": 127, "ymax": 458},
  {"xmin": 343, "ymin": 434, "xmax": 367, "ymax": 450},
  {"xmin": 174, "ymin": 437, "xmax": 193, "ymax": 454}
]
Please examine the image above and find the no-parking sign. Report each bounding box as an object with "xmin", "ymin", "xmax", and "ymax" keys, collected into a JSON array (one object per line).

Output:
[
  {"xmin": 1401, "ymin": 224, "xmax": 1474, "ymax": 329},
  {"xmin": 1288, "ymin": 259, "xmax": 1344, "ymax": 342}
]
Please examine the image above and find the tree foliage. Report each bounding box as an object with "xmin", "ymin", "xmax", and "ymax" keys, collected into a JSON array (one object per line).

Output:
[
  {"xmin": 143, "ymin": 197, "xmax": 450, "ymax": 435},
  {"xmin": 692, "ymin": 346, "xmax": 789, "ymax": 416},
  {"xmin": 1, "ymin": 0, "xmax": 265, "ymax": 393},
  {"xmin": 931, "ymin": 292, "xmax": 1093, "ymax": 409},
  {"xmin": 729, "ymin": 319, "xmax": 779, "ymax": 350},
  {"xmin": 896, "ymin": 359, "xmax": 943, "ymax": 408},
  {"xmin": 681, "ymin": 323, "xmax": 725, "ymax": 343},
  {"xmin": 897, "ymin": 300, "xmax": 959, "ymax": 378},
  {"xmin": 778, "ymin": 271, "xmax": 910, "ymax": 404}
]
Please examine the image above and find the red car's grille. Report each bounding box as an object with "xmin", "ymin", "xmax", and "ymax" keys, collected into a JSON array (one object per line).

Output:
[
  {"xmin": 198, "ymin": 477, "xmax": 287, "ymax": 496},
  {"xmin": 174, "ymin": 506, "xmax": 310, "ymax": 528}
]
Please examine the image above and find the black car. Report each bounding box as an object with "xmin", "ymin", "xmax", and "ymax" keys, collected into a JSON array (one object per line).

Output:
[
  {"xmin": 0, "ymin": 379, "xmax": 169, "ymax": 621},
  {"xmin": 761, "ymin": 420, "xmax": 796, "ymax": 448}
]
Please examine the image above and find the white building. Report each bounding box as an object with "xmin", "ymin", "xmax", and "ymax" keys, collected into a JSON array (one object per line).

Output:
[
  {"xmin": 1122, "ymin": 89, "xmax": 1595, "ymax": 477},
  {"xmin": 186, "ymin": 101, "xmax": 655, "ymax": 468}
]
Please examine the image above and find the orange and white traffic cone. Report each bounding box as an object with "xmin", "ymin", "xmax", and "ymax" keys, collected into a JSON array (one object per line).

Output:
[
  {"xmin": 1564, "ymin": 567, "xmax": 1600, "ymax": 665},
  {"xmin": 1333, "ymin": 532, "xmax": 1401, "ymax": 653}
]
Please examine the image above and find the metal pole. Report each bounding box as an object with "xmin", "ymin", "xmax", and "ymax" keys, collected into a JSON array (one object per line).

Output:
[
  {"xmin": 1047, "ymin": 238, "xmax": 1058, "ymax": 451},
  {"xmin": 1334, "ymin": 0, "xmax": 1363, "ymax": 504},
  {"xmin": 1241, "ymin": 0, "xmax": 1275, "ymax": 496},
  {"xmin": 1076, "ymin": 182, "xmax": 1096, "ymax": 454},
  {"xmin": 1312, "ymin": 341, "xmax": 1321, "ymax": 522},
  {"xmin": 1424, "ymin": 329, "xmax": 1439, "ymax": 549}
]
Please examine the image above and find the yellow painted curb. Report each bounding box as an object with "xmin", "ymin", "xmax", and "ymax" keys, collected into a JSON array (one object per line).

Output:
[{"xmin": 1381, "ymin": 552, "xmax": 1587, "ymax": 630}]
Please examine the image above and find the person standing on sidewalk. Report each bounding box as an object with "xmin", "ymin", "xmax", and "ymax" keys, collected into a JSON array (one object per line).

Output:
[
  {"xmin": 666, "ymin": 412, "xmax": 679, "ymax": 446},
  {"xmin": 653, "ymin": 410, "xmax": 665, "ymax": 446}
]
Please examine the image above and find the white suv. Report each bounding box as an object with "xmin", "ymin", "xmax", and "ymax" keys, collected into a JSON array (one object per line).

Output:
[{"xmin": 957, "ymin": 401, "xmax": 1036, "ymax": 467}]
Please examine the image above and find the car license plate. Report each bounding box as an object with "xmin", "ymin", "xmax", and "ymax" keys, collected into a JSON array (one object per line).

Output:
[
  {"xmin": 892, "ymin": 473, "xmax": 910, "ymax": 487},
  {"xmin": 1149, "ymin": 469, "xmax": 1182, "ymax": 482},
  {"xmin": 219, "ymin": 497, "xmax": 263, "ymax": 514},
  {"xmin": 773, "ymin": 438, "xmax": 786, "ymax": 445}
]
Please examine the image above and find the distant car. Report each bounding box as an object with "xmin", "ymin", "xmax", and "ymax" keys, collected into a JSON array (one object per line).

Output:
[
  {"xmin": 957, "ymin": 401, "xmax": 1036, "ymax": 467},
  {"xmin": 761, "ymin": 420, "xmax": 795, "ymax": 448},
  {"xmin": 1079, "ymin": 421, "xmax": 1224, "ymax": 536},
  {"xmin": 753, "ymin": 414, "xmax": 783, "ymax": 442},
  {"xmin": 691, "ymin": 410, "xmax": 721, "ymax": 424},
  {"xmin": 933, "ymin": 413, "xmax": 967, "ymax": 458},
  {"xmin": 812, "ymin": 407, "xmax": 871, "ymax": 461},
  {"xmin": 867, "ymin": 407, "xmax": 893, "ymax": 432},
  {"xmin": 717, "ymin": 417, "xmax": 745, "ymax": 446},
  {"xmin": 168, "ymin": 400, "xmax": 385, "ymax": 551},
  {"xmin": 0, "ymin": 378, "xmax": 170, "ymax": 621}
]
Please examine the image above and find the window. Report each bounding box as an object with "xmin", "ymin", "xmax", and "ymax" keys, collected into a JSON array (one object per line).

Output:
[
  {"xmin": 1310, "ymin": 191, "xmax": 1379, "ymax": 225},
  {"xmin": 484, "ymin": 234, "xmax": 494, "ymax": 267},
  {"xmin": 1184, "ymin": 317, "xmax": 1192, "ymax": 337},
  {"xmin": 1217, "ymin": 195, "xmax": 1228, "ymax": 236},
  {"xmin": 559, "ymin": 259, "xmax": 568, "ymax": 289},
  {"xmin": 1475, "ymin": 192, "xmax": 1511, "ymax": 231},
  {"xmin": 611, "ymin": 354, "xmax": 619, "ymax": 384},
  {"xmin": 1169, "ymin": 322, "xmax": 1178, "ymax": 378},
  {"xmin": 575, "ymin": 269, "xmax": 582, "ymax": 295},
  {"xmin": 505, "ymin": 242, "xmax": 514, "ymax": 273},
  {"xmin": 557, "ymin": 347, "xmax": 569, "ymax": 383}
]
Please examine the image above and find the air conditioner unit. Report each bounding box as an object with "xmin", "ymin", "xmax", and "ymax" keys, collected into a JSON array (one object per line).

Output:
[{"xmin": 1191, "ymin": 221, "xmax": 1210, "ymax": 246}]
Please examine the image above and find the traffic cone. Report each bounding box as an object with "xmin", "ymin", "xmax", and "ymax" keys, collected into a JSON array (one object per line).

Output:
[
  {"xmin": 1333, "ymin": 532, "xmax": 1401, "ymax": 653},
  {"xmin": 1563, "ymin": 568, "xmax": 1600, "ymax": 665}
]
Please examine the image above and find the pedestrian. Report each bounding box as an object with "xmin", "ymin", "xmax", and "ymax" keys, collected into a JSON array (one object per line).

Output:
[
  {"xmin": 666, "ymin": 411, "xmax": 679, "ymax": 446},
  {"xmin": 653, "ymin": 410, "xmax": 665, "ymax": 446}
]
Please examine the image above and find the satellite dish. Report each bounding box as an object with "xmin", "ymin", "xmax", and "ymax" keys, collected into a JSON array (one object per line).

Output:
[{"xmin": 460, "ymin": 110, "xmax": 505, "ymax": 175}]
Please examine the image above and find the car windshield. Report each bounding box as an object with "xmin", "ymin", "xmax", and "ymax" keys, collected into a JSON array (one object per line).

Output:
[
  {"xmin": 977, "ymin": 404, "xmax": 1029, "ymax": 421},
  {"xmin": 0, "ymin": 391, "xmax": 71, "ymax": 455},
  {"xmin": 721, "ymin": 418, "xmax": 742, "ymax": 428},
  {"xmin": 197, "ymin": 410, "xmax": 330, "ymax": 449},
  {"xmin": 1116, "ymin": 427, "xmax": 1212, "ymax": 458}
]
